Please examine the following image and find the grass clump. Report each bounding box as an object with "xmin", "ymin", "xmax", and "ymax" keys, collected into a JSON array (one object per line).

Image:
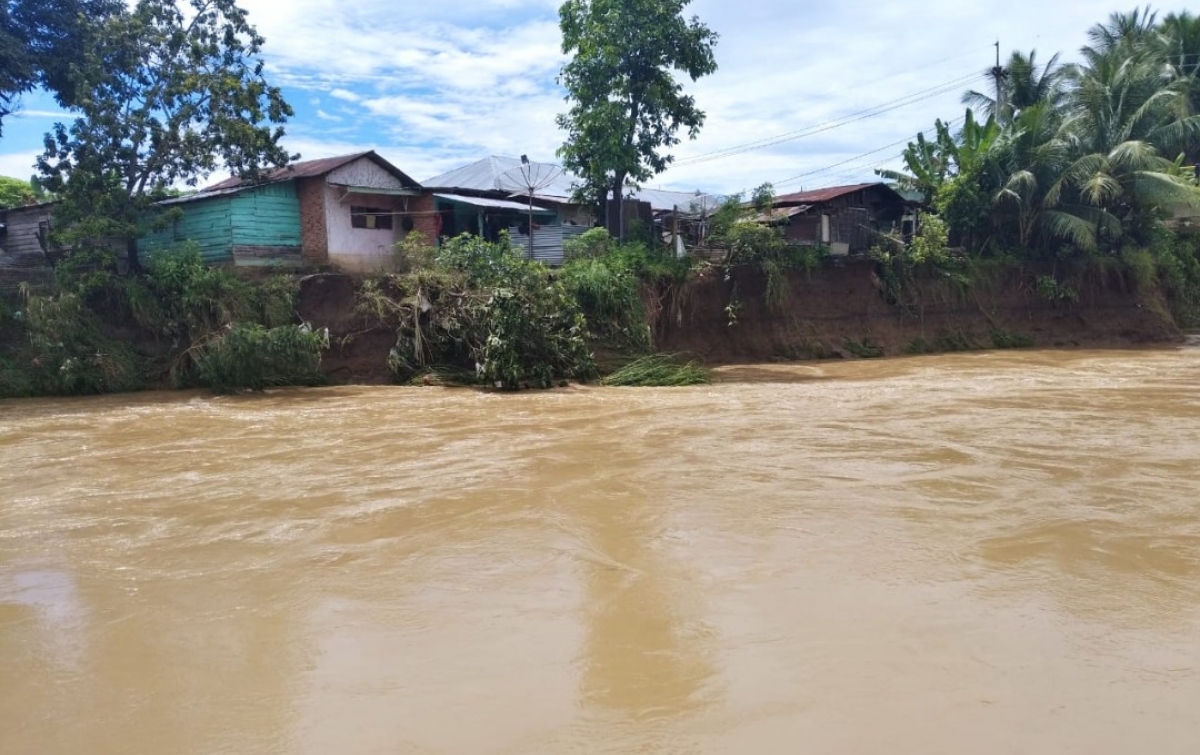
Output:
[
  {"xmin": 600, "ymin": 353, "xmax": 710, "ymax": 387},
  {"xmin": 842, "ymin": 336, "xmax": 884, "ymax": 359},
  {"xmin": 194, "ymin": 323, "xmax": 328, "ymax": 394}
]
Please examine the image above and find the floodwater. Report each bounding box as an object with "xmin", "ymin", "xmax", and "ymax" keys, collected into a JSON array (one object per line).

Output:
[{"xmin": 2, "ymin": 346, "xmax": 1199, "ymax": 755}]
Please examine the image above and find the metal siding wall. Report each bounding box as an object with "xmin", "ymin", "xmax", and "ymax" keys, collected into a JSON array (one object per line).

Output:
[
  {"xmin": 503, "ymin": 223, "xmax": 590, "ymax": 266},
  {"xmin": 139, "ymin": 198, "xmax": 235, "ymax": 264},
  {"xmin": 231, "ymin": 184, "xmax": 302, "ymax": 248}
]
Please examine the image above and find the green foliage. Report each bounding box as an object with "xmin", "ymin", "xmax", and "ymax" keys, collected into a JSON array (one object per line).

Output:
[
  {"xmin": 477, "ymin": 285, "xmax": 593, "ymax": 390},
  {"xmin": 600, "ymin": 353, "xmax": 709, "ymax": 386},
  {"xmin": 20, "ymin": 289, "xmax": 144, "ymax": 395},
  {"xmin": 990, "ymin": 327, "xmax": 1036, "ymax": 349},
  {"xmin": 4, "ymin": 244, "xmax": 318, "ymax": 397},
  {"xmin": 0, "ymin": 176, "xmax": 36, "ymax": 209},
  {"xmin": 557, "ymin": 255, "xmax": 650, "ymax": 350},
  {"xmin": 708, "ymin": 193, "xmax": 830, "ymax": 312},
  {"xmin": 842, "ymin": 337, "xmax": 884, "ymax": 359},
  {"xmin": 37, "ymin": 0, "xmax": 294, "ymax": 271},
  {"xmin": 556, "ymin": 0, "xmax": 718, "ymax": 229},
  {"xmin": 870, "ymin": 214, "xmax": 969, "ymax": 312},
  {"xmin": 1131, "ymin": 228, "xmax": 1200, "ymax": 328},
  {"xmin": 1034, "ymin": 275, "xmax": 1080, "ymax": 304},
  {"xmin": 364, "ymin": 234, "xmax": 595, "ymax": 390},
  {"xmin": 194, "ymin": 323, "xmax": 328, "ymax": 394},
  {"xmin": 0, "ymin": 0, "xmax": 122, "ymax": 136},
  {"xmin": 563, "ymin": 227, "xmax": 617, "ymax": 259},
  {"xmin": 907, "ymin": 214, "xmax": 952, "ymax": 265}
]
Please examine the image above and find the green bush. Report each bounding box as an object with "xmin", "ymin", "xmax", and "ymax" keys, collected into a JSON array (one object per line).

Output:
[
  {"xmin": 367, "ymin": 233, "xmax": 596, "ymax": 390},
  {"xmin": 558, "ymin": 255, "xmax": 650, "ymax": 350},
  {"xmin": 194, "ymin": 323, "xmax": 329, "ymax": 393},
  {"xmin": 21, "ymin": 290, "xmax": 144, "ymax": 395}
]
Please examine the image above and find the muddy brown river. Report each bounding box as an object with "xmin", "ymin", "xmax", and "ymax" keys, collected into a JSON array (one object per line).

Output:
[{"xmin": 2, "ymin": 346, "xmax": 1199, "ymax": 754}]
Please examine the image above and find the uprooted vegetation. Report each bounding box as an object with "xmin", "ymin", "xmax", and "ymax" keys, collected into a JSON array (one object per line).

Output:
[{"xmin": 356, "ymin": 230, "xmax": 710, "ymax": 389}]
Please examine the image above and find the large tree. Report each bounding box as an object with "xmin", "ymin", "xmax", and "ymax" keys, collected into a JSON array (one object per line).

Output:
[
  {"xmin": 556, "ymin": 0, "xmax": 717, "ymax": 238},
  {"xmin": 37, "ymin": 0, "xmax": 294, "ymax": 272},
  {"xmin": 0, "ymin": 0, "xmax": 122, "ymax": 136}
]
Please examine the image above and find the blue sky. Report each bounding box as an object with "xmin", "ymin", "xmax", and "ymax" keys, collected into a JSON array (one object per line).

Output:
[{"xmin": 0, "ymin": 1, "xmax": 1180, "ymax": 196}]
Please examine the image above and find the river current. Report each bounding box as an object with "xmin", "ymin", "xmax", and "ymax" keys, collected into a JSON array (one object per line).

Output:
[{"xmin": 2, "ymin": 346, "xmax": 1199, "ymax": 754}]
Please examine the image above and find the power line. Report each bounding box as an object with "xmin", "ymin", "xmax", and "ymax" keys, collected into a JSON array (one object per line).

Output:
[
  {"xmin": 672, "ymin": 72, "xmax": 987, "ymax": 168},
  {"xmin": 772, "ymin": 116, "xmax": 968, "ymax": 188}
]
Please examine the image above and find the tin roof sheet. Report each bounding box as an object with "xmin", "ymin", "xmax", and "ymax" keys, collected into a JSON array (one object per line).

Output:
[{"xmin": 203, "ymin": 151, "xmax": 419, "ymax": 192}]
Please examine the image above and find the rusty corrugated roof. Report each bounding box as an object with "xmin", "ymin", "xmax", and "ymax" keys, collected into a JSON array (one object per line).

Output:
[
  {"xmin": 203, "ymin": 151, "xmax": 419, "ymax": 191},
  {"xmin": 773, "ymin": 183, "xmax": 884, "ymax": 206}
]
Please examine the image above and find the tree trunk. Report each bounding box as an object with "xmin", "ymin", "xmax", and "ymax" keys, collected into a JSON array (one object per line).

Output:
[
  {"xmin": 607, "ymin": 172, "xmax": 627, "ymax": 240},
  {"xmin": 125, "ymin": 236, "xmax": 142, "ymax": 274}
]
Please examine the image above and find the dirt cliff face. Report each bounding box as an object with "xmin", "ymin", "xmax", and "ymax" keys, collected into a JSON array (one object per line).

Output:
[
  {"xmin": 295, "ymin": 260, "xmax": 1183, "ymax": 385},
  {"xmin": 654, "ymin": 259, "xmax": 1181, "ymax": 363},
  {"xmin": 296, "ymin": 273, "xmax": 397, "ymax": 384}
]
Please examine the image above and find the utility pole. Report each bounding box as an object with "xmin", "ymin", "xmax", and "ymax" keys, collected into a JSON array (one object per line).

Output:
[{"xmin": 990, "ymin": 40, "xmax": 1008, "ymax": 122}]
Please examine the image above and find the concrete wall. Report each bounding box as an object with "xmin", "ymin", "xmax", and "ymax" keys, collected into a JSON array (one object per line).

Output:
[
  {"xmin": 327, "ymin": 159, "xmax": 409, "ymax": 191},
  {"xmin": 324, "ymin": 186, "xmax": 400, "ymax": 272}
]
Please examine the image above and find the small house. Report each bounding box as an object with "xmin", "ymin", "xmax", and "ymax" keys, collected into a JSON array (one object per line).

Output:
[
  {"xmin": 768, "ymin": 183, "xmax": 910, "ymax": 255},
  {"xmin": 0, "ymin": 202, "xmax": 56, "ymax": 289},
  {"xmin": 423, "ymin": 155, "xmax": 724, "ymax": 264},
  {"xmin": 423, "ymin": 156, "xmax": 594, "ymax": 265},
  {"xmin": 142, "ymin": 151, "xmax": 427, "ymax": 272}
]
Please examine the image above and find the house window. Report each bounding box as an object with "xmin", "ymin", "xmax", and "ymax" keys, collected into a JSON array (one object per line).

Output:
[{"xmin": 351, "ymin": 206, "xmax": 393, "ymax": 230}]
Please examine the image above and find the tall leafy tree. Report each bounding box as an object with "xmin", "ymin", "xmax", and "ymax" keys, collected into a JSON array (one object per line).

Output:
[
  {"xmin": 37, "ymin": 0, "xmax": 294, "ymax": 272},
  {"xmin": 556, "ymin": 0, "xmax": 718, "ymax": 237},
  {"xmin": 0, "ymin": 0, "xmax": 122, "ymax": 136}
]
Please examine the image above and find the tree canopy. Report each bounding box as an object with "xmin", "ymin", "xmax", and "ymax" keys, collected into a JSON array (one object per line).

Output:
[
  {"xmin": 556, "ymin": 0, "xmax": 718, "ymax": 237},
  {"xmin": 36, "ymin": 0, "xmax": 294, "ymax": 272},
  {"xmin": 884, "ymin": 6, "xmax": 1200, "ymax": 257},
  {"xmin": 0, "ymin": 0, "xmax": 123, "ymax": 136}
]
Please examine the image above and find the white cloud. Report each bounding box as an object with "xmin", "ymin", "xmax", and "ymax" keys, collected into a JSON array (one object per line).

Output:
[
  {"xmin": 0, "ymin": 0, "xmax": 1127, "ymax": 196},
  {"xmin": 0, "ymin": 151, "xmax": 41, "ymax": 180},
  {"xmin": 11, "ymin": 110, "xmax": 71, "ymax": 120}
]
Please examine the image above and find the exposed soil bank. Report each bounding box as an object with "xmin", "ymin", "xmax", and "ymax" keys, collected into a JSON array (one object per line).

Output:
[
  {"xmin": 655, "ymin": 259, "xmax": 1182, "ymax": 363},
  {"xmin": 296, "ymin": 259, "xmax": 1182, "ymax": 385}
]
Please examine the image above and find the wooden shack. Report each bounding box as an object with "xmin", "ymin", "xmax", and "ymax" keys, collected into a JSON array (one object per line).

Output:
[
  {"xmin": 0, "ymin": 202, "xmax": 56, "ymax": 289},
  {"xmin": 770, "ymin": 183, "xmax": 909, "ymax": 255}
]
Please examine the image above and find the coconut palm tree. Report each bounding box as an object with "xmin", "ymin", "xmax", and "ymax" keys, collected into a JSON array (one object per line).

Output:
[
  {"xmin": 1057, "ymin": 53, "xmax": 1200, "ymax": 238},
  {"xmin": 1080, "ymin": 7, "xmax": 1160, "ymax": 67},
  {"xmin": 1158, "ymin": 11, "xmax": 1200, "ymax": 162},
  {"xmin": 963, "ymin": 50, "xmax": 1067, "ymax": 124},
  {"xmin": 988, "ymin": 103, "xmax": 1114, "ymax": 251}
]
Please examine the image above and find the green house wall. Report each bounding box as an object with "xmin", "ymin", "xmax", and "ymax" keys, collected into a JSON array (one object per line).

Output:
[
  {"xmin": 231, "ymin": 183, "xmax": 302, "ymax": 248},
  {"xmin": 140, "ymin": 183, "xmax": 301, "ymax": 264}
]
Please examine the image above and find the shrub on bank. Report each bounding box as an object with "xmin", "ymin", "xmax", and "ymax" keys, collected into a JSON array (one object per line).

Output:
[{"xmin": 0, "ymin": 244, "xmax": 325, "ymax": 399}]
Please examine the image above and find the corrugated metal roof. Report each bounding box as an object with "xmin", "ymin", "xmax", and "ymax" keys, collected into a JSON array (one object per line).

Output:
[
  {"xmin": 434, "ymin": 193, "xmax": 555, "ymax": 214},
  {"xmin": 774, "ymin": 183, "xmax": 899, "ymax": 206},
  {"xmin": 425, "ymin": 155, "xmax": 723, "ymax": 211},
  {"xmin": 633, "ymin": 188, "xmax": 723, "ymax": 213},
  {"xmin": 425, "ymin": 156, "xmax": 579, "ymax": 200},
  {"xmin": 753, "ymin": 205, "xmax": 811, "ymax": 223},
  {"xmin": 203, "ymin": 151, "xmax": 420, "ymax": 192}
]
